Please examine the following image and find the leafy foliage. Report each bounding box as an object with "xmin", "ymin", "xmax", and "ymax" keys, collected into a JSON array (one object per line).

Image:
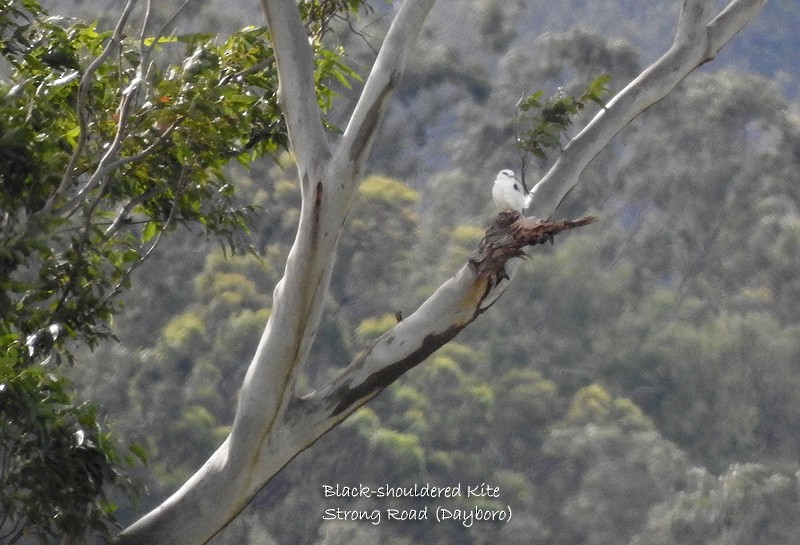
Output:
[
  {"xmin": 0, "ymin": 337, "xmax": 140, "ymax": 544},
  {"xmin": 515, "ymin": 73, "xmax": 611, "ymax": 160},
  {"xmin": 0, "ymin": 0, "xmax": 362, "ymax": 540},
  {"xmin": 3, "ymin": 1, "xmax": 797, "ymax": 544}
]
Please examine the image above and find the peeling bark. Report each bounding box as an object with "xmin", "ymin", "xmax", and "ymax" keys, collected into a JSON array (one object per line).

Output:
[
  {"xmin": 328, "ymin": 324, "xmax": 465, "ymax": 417},
  {"xmin": 322, "ymin": 211, "xmax": 596, "ymax": 417},
  {"xmin": 469, "ymin": 211, "xmax": 596, "ymax": 280}
]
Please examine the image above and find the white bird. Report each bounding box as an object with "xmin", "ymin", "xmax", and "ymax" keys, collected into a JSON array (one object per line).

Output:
[{"xmin": 491, "ymin": 169, "xmax": 531, "ymax": 213}]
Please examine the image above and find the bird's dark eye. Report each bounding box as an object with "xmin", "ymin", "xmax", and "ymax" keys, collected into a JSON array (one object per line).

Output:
[{"xmin": 513, "ymin": 183, "xmax": 520, "ymax": 191}]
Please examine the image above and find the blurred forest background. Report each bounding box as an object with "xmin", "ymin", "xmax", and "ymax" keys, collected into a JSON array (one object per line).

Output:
[{"xmin": 34, "ymin": 0, "xmax": 800, "ymax": 543}]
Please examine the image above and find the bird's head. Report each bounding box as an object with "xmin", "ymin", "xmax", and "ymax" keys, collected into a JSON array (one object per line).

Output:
[{"xmin": 497, "ymin": 169, "xmax": 516, "ymax": 182}]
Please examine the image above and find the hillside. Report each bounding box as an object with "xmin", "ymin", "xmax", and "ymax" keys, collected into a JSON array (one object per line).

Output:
[{"xmin": 21, "ymin": 1, "xmax": 800, "ymax": 544}]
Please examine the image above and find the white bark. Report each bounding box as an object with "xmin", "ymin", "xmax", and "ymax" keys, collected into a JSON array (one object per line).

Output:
[
  {"xmin": 117, "ymin": 1, "xmax": 435, "ymax": 543},
  {"xmin": 116, "ymin": 0, "xmax": 765, "ymax": 543},
  {"xmin": 527, "ymin": 0, "xmax": 768, "ymax": 218}
]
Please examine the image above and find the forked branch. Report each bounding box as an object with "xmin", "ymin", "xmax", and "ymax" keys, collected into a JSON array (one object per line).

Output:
[
  {"xmin": 117, "ymin": 2, "xmax": 436, "ymax": 544},
  {"xmin": 116, "ymin": 1, "xmax": 764, "ymax": 544}
]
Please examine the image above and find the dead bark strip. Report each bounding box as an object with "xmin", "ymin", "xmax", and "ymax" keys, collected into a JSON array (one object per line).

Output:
[{"xmin": 470, "ymin": 211, "xmax": 597, "ymax": 281}]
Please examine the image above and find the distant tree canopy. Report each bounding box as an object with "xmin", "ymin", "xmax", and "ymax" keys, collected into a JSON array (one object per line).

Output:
[
  {"xmin": 1, "ymin": 5, "xmax": 612, "ymax": 538},
  {"xmin": 100, "ymin": 64, "xmax": 800, "ymax": 545},
  {"xmin": 3, "ymin": 0, "xmax": 795, "ymax": 544}
]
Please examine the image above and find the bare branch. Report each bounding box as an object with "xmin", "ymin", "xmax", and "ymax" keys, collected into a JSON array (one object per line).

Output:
[
  {"xmin": 303, "ymin": 261, "xmax": 490, "ymax": 420},
  {"xmin": 62, "ymin": 90, "xmax": 138, "ymax": 216},
  {"xmin": 118, "ymin": 3, "xmax": 437, "ymax": 544},
  {"xmin": 707, "ymin": 0, "xmax": 768, "ymax": 53},
  {"xmin": 44, "ymin": 0, "xmax": 139, "ymax": 215},
  {"xmin": 332, "ymin": 0, "xmax": 436, "ymax": 191},
  {"xmin": 142, "ymin": 0, "xmax": 195, "ymax": 68},
  {"xmin": 526, "ymin": 0, "xmax": 767, "ymax": 218},
  {"xmin": 105, "ymin": 185, "xmax": 166, "ymax": 237},
  {"xmin": 138, "ymin": 0, "xmax": 153, "ymax": 65},
  {"xmin": 102, "ymin": 173, "xmax": 186, "ymax": 307},
  {"xmin": 301, "ymin": 212, "xmax": 595, "ymax": 421},
  {"xmin": 219, "ymin": 55, "xmax": 275, "ymax": 86},
  {"xmin": 117, "ymin": 1, "xmax": 764, "ymax": 544},
  {"xmin": 260, "ymin": 0, "xmax": 331, "ymax": 184}
]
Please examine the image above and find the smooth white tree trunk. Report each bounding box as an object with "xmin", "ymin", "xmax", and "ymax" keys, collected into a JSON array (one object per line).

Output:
[{"xmin": 116, "ymin": 1, "xmax": 767, "ymax": 543}]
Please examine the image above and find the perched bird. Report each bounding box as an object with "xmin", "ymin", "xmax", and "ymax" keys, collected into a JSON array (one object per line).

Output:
[{"xmin": 491, "ymin": 169, "xmax": 530, "ymax": 213}]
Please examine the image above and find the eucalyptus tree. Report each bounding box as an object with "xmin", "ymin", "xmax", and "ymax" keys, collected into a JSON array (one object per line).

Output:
[
  {"xmin": 0, "ymin": 0, "xmax": 767, "ymax": 543},
  {"xmin": 1, "ymin": 0, "xmax": 357, "ymax": 541},
  {"xmin": 118, "ymin": 0, "xmax": 766, "ymax": 543}
]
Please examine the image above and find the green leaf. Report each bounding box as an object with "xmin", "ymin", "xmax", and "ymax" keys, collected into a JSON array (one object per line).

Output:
[
  {"xmin": 128, "ymin": 442, "xmax": 148, "ymax": 466},
  {"xmin": 142, "ymin": 222, "xmax": 159, "ymax": 243},
  {"xmin": 143, "ymin": 35, "xmax": 180, "ymax": 47},
  {"xmin": 64, "ymin": 124, "xmax": 80, "ymax": 147},
  {"xmin": 121, "ymin": 248, "xmax": 140, "ymax": 263},
  {"xmin": 515, "ymin": 76, "xmax": 612, "ymax": 160}
]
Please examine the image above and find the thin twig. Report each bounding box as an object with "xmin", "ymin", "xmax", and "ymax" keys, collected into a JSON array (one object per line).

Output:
[
  {"xmin": 137, "ymin": 0, "xmax": 194, "ymax": 104},
  {"xmin": 101, "ymin": 168, "xmax": 187, "ymax": 307},
  {"xmin": 62, "ymin": 90, "xmax": 138, "ymax": 217},
  {"xmin": 138, "ymin": 0, "xmax": 153, "ymax": 66},
  {"xmin": 1, "ymin": 514, "xmax": 26, "ymax": 545},
  {"xmin": 92, "ymin": 115, "xmax": 185, "ymax": 210},
  {"xmin": 143, "ymin": 0, "xmax": 195, "ymax": 65},
  {"xmin": 105, "ymin": 186, "xmax": 167, "ymax": 236},
  {"xmin": 219, "ymin": 55, "xmax": 275, "ymax": 85},
  {"xmin": 45, "ymin": 0, "xmax": 139, "ymax": 215},
  {"xmin": 333, "ymin": 10, "xmax": 386, "ymax": 56}
]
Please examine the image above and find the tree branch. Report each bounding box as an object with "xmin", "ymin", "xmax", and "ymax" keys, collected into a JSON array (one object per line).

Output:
[
  {"xmin": 117, "ymin": 1, "xmax": 762, "ymax": 543},
  {"xmin": 526, "ymin": 0, "xmax": 767, "ymax": 218},
  {"xmin": 300, "ymin": 213, "xmax": 596, "ymax": 421},
  {"xmin": 260, "ymin": 0, "xmax": 331, "ymax": 186},
  {"xmin": 118, "ymin": 3, "xmax": 436, "ymax": 544},
  {"xmin": 331, "ymin": 0, "xmax": 436, "ymax": 193},
  {"xmin": 44, "ymin": 0, "xmax": 139, "ymax": 216}
]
